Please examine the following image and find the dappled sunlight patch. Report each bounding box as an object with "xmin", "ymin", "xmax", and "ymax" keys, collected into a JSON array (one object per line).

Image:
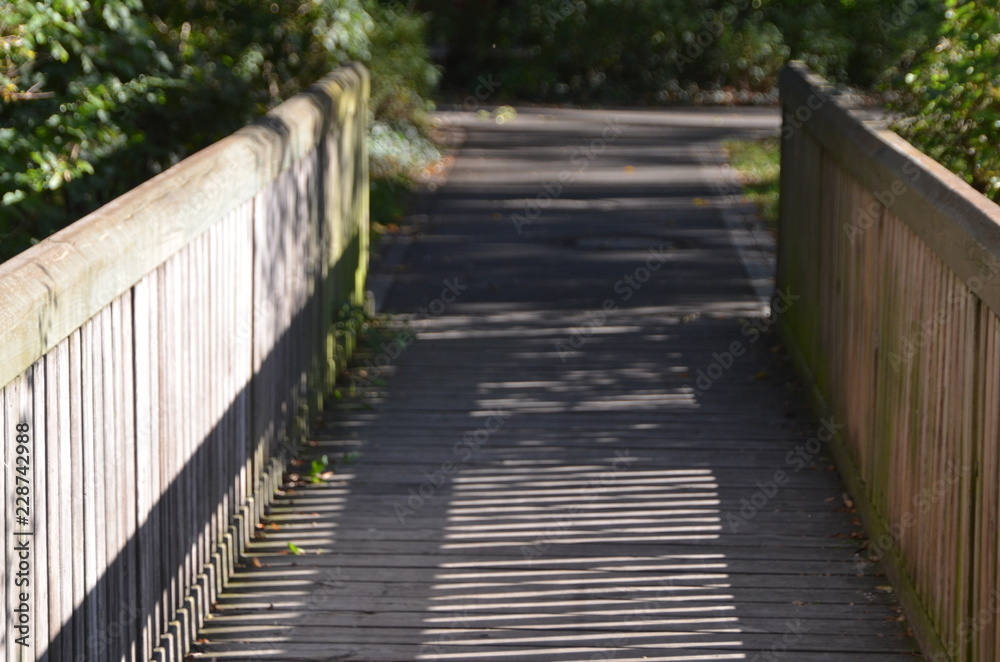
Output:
[{"xmin": 417, "ymin": 462, "xmax": 744, "ymax": 660}]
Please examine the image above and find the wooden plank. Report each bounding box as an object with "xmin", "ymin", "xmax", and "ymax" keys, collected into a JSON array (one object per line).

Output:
[
  {"xmin": 212, "ymin": 216, "xmax": 224, "ymax": 571},
  {"xmin": 191, "ymin": 230, "xmax": 206, "ymax": 600},
  {"xmin": 204, "ymin": 227, "xmax": 215, "ymax": 579},
  {"xmin": 211, "ymin": 218, "xmax": 224, "ymax": 569},
  {"xmin": 222, "ymin": 209, "xmax": 236, "ymax": 544},
  {"xmin": 146, "ymin": 270, "xmax": 162, "ymax": 658},
  {"xmin": 79, "ymin": 316, "xmax": 104, "ymax": 661},
  {"xmin": 237, "ymin": 201, "xmax": 253, "ymax": 524},
  {"xmin": 67, "ymin": 330, "xmax": 86, "ymax": 658},
  {"xmin": 986, "ymin": 313, "xmax": 1000, "ymax": 662},
  {"xmin": 45, "ymin": 339, "xmax": 71, "ymax": 661},
  {"xmin": 133, "ymin": 273, "xmax": 156, "ymax": 662},
  {"xmin": 193, "ymin": 626, "xmax": 913, "ymax": 652},
  {"xmin": 179, "ymin": 245, "xmax": 194, "ymax": 612},
  {"xmin": 100, "ymin": 302, "xmax": 123, "ymax": 662},
  {"xmin": 252, "ymin": 183, "xmax": 276, "ymax": 522},
  {"xmin": 193, "ymin": 228, "xmax": 206, "ymax": 591},
  {"xmin": 21, "ymin": 359, "xmax": 46, "ymax": 660},
  {"xmin": 194, "ymin": 642, "xmax": 918, "ymax": 662},
  {"xmin": 158, "ymin": 253, "xmax": 178, "ymax": 641},
  {"xmin": 119, "ymin": 289, "xmax": 139, "ymax": 662},
  {"xmin": 201, "ymin": 608, "xmax": 907, "ymax": 633}
]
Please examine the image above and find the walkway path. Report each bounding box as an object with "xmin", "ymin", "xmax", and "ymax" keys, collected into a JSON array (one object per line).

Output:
[{"xmin": 193, "ymin": 108, "xmax": 921, "ymax": 661}]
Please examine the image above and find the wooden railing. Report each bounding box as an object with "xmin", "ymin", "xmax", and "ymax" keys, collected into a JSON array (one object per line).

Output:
[
  {"xmin": 0, "ymin": 64, "xmax": 369, "ymax": 662},
  {"xmin": 778, "ymin": 61, "xmax": 1000, "ymax": 662}
]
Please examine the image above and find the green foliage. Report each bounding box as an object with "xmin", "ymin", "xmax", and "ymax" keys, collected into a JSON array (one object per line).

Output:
[
  {"xmin": 769, "ymin": 0, "xmax": 942, "ymax": 90},
  {"xmin": 370, "ymin": 176, "xmax": 408, "ymax": 227},
  {"xmin": 888, "ymin": 0, "xmax": 1000, "ymax": 199},
  {"xmin": 334, "ymin": 301, "xmax": 397, "ymax": 351},
  {"xmin": 724, "ymin": 137, "xmax": 780, "ymax": 230},
  {"xmin": 417, "ymin": 0, "xmax": 941, "ymax": 104},
  {"xmin": 366, "ymin": 2, "xmax": 440, "ymax": 181},
  {"xmin": 307, "ymin": 454, "xmax": 330, "ymax": 483},
  {"xmin": 1, "ymin": 0, "xmax": 177, "ymax": 255},
  {"xmin": 1, "ymin": 0, "xmax": 440, "ymax": 262}
]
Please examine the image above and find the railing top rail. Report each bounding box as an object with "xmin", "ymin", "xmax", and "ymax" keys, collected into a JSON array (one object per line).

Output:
[
  {"xmin": 780, "ymin": 60, "xmax": 1000, "ymax": 315},
  {"xmin": 0, "ymin": 64, "xmax": 368, "ymax": 392}
]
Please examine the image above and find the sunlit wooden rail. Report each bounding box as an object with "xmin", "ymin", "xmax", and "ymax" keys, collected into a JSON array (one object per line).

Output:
[
  {"xmin": 778, "ymin": 61, "xmax": 1000, "ymax": 662},
  {"xmin": 0, "ymin": 64, "xmax": 369, "ymax": 662}
]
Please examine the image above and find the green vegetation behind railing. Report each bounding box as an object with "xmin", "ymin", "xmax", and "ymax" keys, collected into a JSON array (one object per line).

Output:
[
  {"xmin": 416, "ymin": 0, "xmax": 944, "ymax": 104},
  {"xmin": 886, "ymin": 0, "xmax": 1000, "ymax": 202},
  {"xmin": 724, "ymin": 137, "xmax": 780, "ymax": 231},
  {"xmin": 0, "ymin": 0, "xmax": 439, "ymax": 262}
]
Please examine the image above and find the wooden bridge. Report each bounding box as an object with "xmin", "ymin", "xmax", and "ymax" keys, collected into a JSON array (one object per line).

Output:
[{"xmin": 3, "ymin": 61, "xmax": 999, "ymax": 661}]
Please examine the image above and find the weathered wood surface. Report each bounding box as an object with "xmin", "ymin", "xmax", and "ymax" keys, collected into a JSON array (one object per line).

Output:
[
  {"xmin": 778, "ymin": 61, "xmax": 1000, "ymax": 662},
  {"xmin": 0, "ymin": 64, "xmax": 369, "ymax": 662},
  {"xmin": 194, "ymin": 108, "xmax": 920, "ymax": 661}
]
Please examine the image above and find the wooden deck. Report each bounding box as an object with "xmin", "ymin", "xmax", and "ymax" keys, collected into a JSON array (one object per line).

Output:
[{"xmin": 192, "ymin": 108, "xmax": 921, "ymax": 661}]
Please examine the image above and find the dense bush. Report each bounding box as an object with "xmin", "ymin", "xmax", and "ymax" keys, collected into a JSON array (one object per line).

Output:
[
  {"xmin": 1, "ymin": 1, "xmax": 165, "ymax": 250},
  {"xmin": 417, "ymin": 0, "xmax": 942, "ymax": 104},
  {"xmin": 0, "ymin": 0, "xmax": 439, "ymax": 261},
  {"xmin": 887, "ymin": 0, "xmax": 999, "ymax": 200}
]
